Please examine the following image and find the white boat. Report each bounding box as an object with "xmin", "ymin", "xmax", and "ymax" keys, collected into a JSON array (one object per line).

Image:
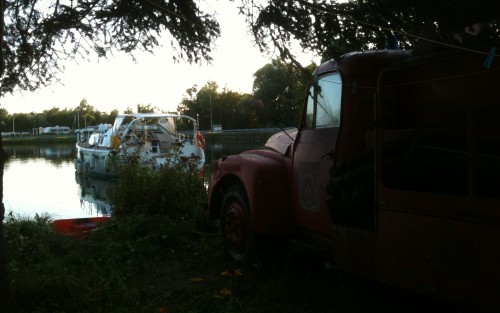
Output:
[{"xmin": 74, "ymin": 113, "xmax": 205, "ymax": 177}]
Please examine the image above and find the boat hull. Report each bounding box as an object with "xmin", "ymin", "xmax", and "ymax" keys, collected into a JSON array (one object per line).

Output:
[
  {"xmin": 52, "ymin": 216, "xmax": 111, "ymax": 237},
  {"xmin": 75, "ymin": 144, "xmax": 205, "ymax": 178},
  {"xmin": 75, "ymin": 147, "xmax": 121, "ymax": 178}
]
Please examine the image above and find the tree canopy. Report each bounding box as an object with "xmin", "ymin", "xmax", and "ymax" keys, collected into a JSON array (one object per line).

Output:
[
  {"xmin": 177, "ymin": 59, "xmax": 314, "ymax": 130},
  {"xmin": 177, "ymin": 81, "xmax": 257, "ymax": 130},
  {"xmin": 2, "ymin": 0, "xmax": 220, "ymax": 95},
  {"xmin": 239, "ymin": 0, "xmax": 500, "ymax": 62},
  {"xmin": 252, "ymin": 59, "xmax": 315, "ymax": 126},
  {"xmin": 3, "ymin": 1, "xmax": 499, "ymax": 99}
]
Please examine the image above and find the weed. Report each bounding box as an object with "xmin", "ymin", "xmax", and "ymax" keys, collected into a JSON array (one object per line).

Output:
[{"xmin": 111, "ymin": 160, "xmax": 206, "ymax": 219}]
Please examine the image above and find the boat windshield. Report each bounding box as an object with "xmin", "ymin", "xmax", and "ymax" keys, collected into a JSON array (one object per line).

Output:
[
  {"xmin": 112, "ymin": 116, "xmax": 126, "ymax": 136},
  {"xmin": 160, "ymin": 117, "xmax": 177, "ymax": 135}
]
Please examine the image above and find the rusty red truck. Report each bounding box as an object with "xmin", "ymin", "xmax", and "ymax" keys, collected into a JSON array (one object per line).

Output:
[{"xmin": 207, "ymin": 47, "xmax": 500, "ymax": 311}]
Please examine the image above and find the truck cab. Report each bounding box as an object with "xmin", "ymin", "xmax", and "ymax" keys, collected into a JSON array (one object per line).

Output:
[{"xmin": 207, "ymin": 48, "xmax": 500, "ymax": 311}]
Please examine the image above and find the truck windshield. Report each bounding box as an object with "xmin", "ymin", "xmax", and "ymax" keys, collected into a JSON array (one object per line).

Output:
[{"xmin": 305, "ymin": 72, "xmax": 342, "ymax": 128}]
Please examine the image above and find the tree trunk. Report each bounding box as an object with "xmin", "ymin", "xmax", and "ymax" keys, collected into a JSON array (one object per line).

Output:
[
  {"xmin": 0, "ymin": 0, "xmax": 14, "ymax": 311},
  {"xmin": 0, "ymin": 131, "xmax": 13, "ymax": 312}
]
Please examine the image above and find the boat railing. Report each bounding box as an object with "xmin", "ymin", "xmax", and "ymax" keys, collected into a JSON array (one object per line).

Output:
[{"xmin": 134, "ymin": 124, "xmax": 160, "ymax": 131}]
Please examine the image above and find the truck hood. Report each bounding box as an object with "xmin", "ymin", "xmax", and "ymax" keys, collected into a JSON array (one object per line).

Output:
[{"xmin": 264, "ymin": 128, "xmax": 298, "ymax": 155}]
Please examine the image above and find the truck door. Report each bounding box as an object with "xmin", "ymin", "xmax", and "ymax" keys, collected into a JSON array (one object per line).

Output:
[{"xmin": 292, "ymin": 71, "xmax": 342, "ymax": 235}]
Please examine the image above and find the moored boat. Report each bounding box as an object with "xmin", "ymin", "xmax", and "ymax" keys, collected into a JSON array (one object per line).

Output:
[{"xmin": 74, "ymin": 113, "xmax": 205, "ymax": 178}]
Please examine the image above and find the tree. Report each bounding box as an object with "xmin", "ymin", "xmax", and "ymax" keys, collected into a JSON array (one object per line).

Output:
[
  {"xmin": 0, "ymin": 0, "xmax": 11, "ymax": 309},
  {"xmin": 137, "ymin": 104, "xmax": 159, "ymax": 113},
  {"xmin": 177, "ymin": 61, "xmax": 316, "ymax": 130},
  {"xmin": 177, "ymin": 85, "xmax": 199, "ymax": 116},
  {"xmin": 0, "ymin": 1, "xmax": 221, "ymax": 310},
  {"xmin": 252, "ymin": 59, "xmax": 314, "ymax": 126},
  {"xmin": 2, "ymin": 0, "xmax": 220, "ymax": 95},
  {"xmin": 238, "ymin": 0, "xmax": 500, "ymax": 62},
  {"xmin": 0, "ymin": 106, "xmax": 122, "ymax": 133},
  {"xmin": 177, "ymin": 81, "xmax": 217, "ymax": 130},
  {"xmin": 177, "ymin": 82, "xmax": 258, "ymax": 130},
  {"xmin": 0, "ymin": 109, "xmax": 8, "ymax": 131}
]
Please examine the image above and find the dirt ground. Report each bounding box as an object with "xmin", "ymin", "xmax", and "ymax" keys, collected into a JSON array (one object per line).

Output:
[{"xmin": 209, "ymin": 245, "xmax": 467, "ymax": 313}]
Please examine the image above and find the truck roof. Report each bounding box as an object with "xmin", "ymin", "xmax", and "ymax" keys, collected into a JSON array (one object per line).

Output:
[{"xmin": 314, "ymin": 49, "xmax": 413, "ymax": 78}]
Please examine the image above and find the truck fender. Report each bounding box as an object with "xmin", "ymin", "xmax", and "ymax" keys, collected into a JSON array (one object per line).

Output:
[{"xmin": 208, "ymin": 153, "xmax": 293, "ymax": 235}]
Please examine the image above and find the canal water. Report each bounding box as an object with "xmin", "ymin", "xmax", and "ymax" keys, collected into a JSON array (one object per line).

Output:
[{"xmin": 3, "ymin": 141, "xmax": 264, "ymax": 219}]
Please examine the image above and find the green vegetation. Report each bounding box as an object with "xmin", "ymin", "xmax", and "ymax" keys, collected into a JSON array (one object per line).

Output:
[
  {"xmin": 2, "ymin": 0, "xmax": 219, "ymax": 95},
  {"xmin": 4, "ymin": 215, "xmax": 448, "ymax": 313},
  {"xmin": 4, "ymin": 164, "xmax": 236, "ymax": 313},
  {"xmin": 3, "ymin": 163, "xmax": 453, "ymax": 313},
  {"xmin": 111, "ymin": 161, "xmax": 207, "ymax": 219},
  {"xmin": 177, "ymin": 68, "xmax": 312, "ymax": 131},
  {"xmin": 0, "ymin": 102, "xmax": 162, "ymax": 134},
  {"xmin": 5, "ymin": 212, "xmax": 238, "ymax": 313},
  {"xmin": 241, "ymin": 1, "xmax": 500, "ymax": 62}
]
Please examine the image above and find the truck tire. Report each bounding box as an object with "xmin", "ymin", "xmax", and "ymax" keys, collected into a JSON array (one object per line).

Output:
[{"xmin": 221, "ymin": 185, "xmax": 253, "ymax": 262}]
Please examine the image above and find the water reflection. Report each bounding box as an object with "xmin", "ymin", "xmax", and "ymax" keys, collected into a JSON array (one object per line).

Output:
[
  {"xmin": 3, "ymin": 143, "xmax": 101, "ymax": 219},
  {"xmin": 4, "ymin": 144, "xmax": 75, "ymax": 160},
  {"xmin": 3, "ymin": 157, "xmax": 84, "ymax": 219}
]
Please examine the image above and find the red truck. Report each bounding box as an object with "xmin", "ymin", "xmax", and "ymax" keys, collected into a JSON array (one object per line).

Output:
[{"xmin": 207, "ymin": 47, "xmax": 500, "ymax": 311}]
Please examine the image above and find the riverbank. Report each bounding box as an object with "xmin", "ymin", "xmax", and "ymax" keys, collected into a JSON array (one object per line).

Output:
[
  {"xmin": 2, "ymin": 134, "xmax": 75, "ymax": 144},
  {"xmin": 4, "ymin": 213, "xmax": 456, "ymax": 313}
]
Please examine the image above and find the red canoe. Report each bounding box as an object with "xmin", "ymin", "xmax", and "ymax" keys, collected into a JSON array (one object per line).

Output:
[{"xmin": 52, "ymin": 216, "xmax": 111, "ymax": 237}]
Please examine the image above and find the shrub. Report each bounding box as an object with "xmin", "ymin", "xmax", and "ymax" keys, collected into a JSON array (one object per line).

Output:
[{"xmin": 110, "ymin": 161, "xmax": 206, "ymax": 220}]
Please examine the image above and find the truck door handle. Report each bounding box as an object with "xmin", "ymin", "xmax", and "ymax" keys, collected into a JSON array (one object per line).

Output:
[{"xmin": 321, "ymin": 150, "xmax": 334, "ymax": 159}]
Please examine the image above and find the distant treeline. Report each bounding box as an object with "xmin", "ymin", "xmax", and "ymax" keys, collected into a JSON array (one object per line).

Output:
[
  {"xmin": 2, "ymin": 59, "xmax": 313, "ymax": 134},
  {"xmin": 0, "ymin": 103, "xmax": 170, "ymax": 134},
  {"xmin": 0, "ymin": 99, "xmax": 120, "ymax": 134}
]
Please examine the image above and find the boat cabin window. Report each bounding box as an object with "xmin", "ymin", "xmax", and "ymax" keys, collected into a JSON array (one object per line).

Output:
[{"xmin": 304, "ymin": 72, "xmax": 342, "ymax": 128}]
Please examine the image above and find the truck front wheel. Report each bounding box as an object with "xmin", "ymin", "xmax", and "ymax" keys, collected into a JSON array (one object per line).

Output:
[{"xmin": 221, "ymin": 185, "xmax": 252, "ymax": 262}]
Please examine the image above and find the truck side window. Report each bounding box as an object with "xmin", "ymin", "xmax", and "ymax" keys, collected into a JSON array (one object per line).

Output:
[{"xmin": 316, "ymin": 72, "xmax": 341, "ymax": 127}]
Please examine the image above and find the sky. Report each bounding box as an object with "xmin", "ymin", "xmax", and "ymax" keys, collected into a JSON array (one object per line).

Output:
[{"xmin": 0, "ymin": 1, "xmax": 318, "ymax": 114}]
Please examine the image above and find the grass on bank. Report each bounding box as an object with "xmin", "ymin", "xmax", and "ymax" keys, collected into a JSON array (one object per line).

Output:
[
  {"xmin": 4, "ymin": 162, "xmax": 247, "ymax": 313},
  {"xmin": 5, "ymin": 213, "xmax": 250, "ymax": 313}
]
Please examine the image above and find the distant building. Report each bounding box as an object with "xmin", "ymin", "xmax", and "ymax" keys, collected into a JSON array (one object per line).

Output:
[
  {"xmin": 212, "ymin": 124, "xmax": 222, "ymax": 133},
  {"xmin": 43, "ymin": 126, "xmax": 71, "ymax": 135},
  {"xmin": 33, "ymin": 127, "xmax": 43, "ymax": 135}
]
